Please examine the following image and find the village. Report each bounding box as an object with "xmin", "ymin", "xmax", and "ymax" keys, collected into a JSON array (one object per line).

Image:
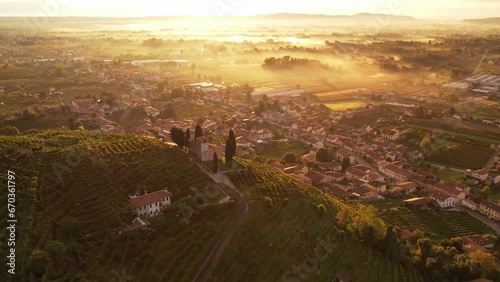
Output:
[
  {"xmin": 2, "ymin": 43, "xmax": 500, "ymax": 236},
  {"xmin": 79, "ymin": 73, "xmax": 500, "ymax": 241}
]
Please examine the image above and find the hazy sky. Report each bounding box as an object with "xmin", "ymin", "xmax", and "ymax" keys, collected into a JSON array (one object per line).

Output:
[{"xmin": 0, "ymin": 0, "xmax": 498, "ymax": 19}]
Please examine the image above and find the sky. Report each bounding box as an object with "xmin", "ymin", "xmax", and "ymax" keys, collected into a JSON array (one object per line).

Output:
[{"xmin": 0, "ymin": 0, "xmax": 498, "ymax": 19}]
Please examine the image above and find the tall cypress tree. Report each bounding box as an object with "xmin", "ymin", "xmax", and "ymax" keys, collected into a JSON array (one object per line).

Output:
[
  {"xmin": 213, "ymin": 152, "xmax": 219, "ymax": 173},
  {"xmin": 229, "ymin": 129, "xmax": 236, "ymax": 155},
  {"xmin": 225, "ymin": 139, "xmax": 233, "ymax": 166},
  {"xmin": 194, "ymin": 124, "xmax": 203, "ymax": 140}
]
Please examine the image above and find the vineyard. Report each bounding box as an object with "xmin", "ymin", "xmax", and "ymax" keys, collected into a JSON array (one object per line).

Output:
[
  {"xmin": 409, "ymin": 118, "xmax": 500, "ymax": 145},
  {"xmin": 427, "ymin": 144, "xmax": 495, "ymax": 169},
  {"xmin": 373, "ymin": 200, "xmax": 495, "ymax": 239},
  {"xmin": 213, "ymin": 159, "xmax": 425, "ymax": 282},
  {"xmin": 0, "ymin": 130, "xmax": 232, "ymax": 281}
]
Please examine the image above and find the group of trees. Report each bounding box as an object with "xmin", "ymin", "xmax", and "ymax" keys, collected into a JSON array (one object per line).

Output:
[
  {"xmin": 170, "ymin": 124, "xmax": 203, "ymax": 149},
  {"xmin": 336, "ymin": 204, "xmax": 499, "ymax": 281},
  {"xmin": 316, "ymin": 147, "xmax": 335, "ymax": 163},
  {"xmin": 336, "ymin": 205, "xmax": 389, "ymax": 248},
  {"xmin": 412, "ymin": 237, "xmax": 499, "ymax": 281},
  {"xmin": 170, "ymin": 127, "xmax": 191, "ymax": 148},
  {"xmin": 262, "ymin": 56, "xmax": 330, "ymax": 70},
  {"xmin": 254, "ymin": 95, "xmax": 282, "ymax": 116},
  {"xmin": 0, "ymin": 125, "xmax": 20, "ymax": 136},
  {"xmin": 281, "ymin": 153, "xmax": 298, "ymax": 164},
  {"xmin": 159, "ymin": 103, "xmax": 176, "ymax": 119},
  {"xmin": 142, "ymin": 37, "xmax": 165, "ymax": 48}
]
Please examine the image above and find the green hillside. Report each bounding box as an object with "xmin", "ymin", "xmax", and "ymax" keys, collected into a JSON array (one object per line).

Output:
[
  {"xmin": 0, "ymin": 131, "xmax": 232, "ymax": 281},
  {"xmin": 213, "ymin": 160, "xmax": 425, "ymax": 282},
  {"xmin": 2, "ymin": 131, "xmax": 496, "ymax": 282}
]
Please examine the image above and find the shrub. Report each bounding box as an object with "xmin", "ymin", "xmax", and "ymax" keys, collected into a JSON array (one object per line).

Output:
[{"xmin": 263, "ymin": 196, "xmax": 273, "ymax": 207}]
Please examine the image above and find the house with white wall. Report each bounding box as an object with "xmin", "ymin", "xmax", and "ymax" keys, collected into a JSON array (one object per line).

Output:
[{"xmin": 128, "ymin": 189, "xmax": 172, "ymax": 218}]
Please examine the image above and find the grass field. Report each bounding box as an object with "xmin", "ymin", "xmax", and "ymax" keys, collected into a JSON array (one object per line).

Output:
[
  {"xmin": 314, "ymin": 88, "xmax": 370, "ymax": 102},
  {"xmin": 321, "ymin": 99, "xmax": 368, "ymax": 111},
  {"xmin": 254, "ymin": 140, "xmax": 310, "ymax": 160},
  {"xmin": 434, "ymin": 169, "xmax": 464, "ymax": 184}
]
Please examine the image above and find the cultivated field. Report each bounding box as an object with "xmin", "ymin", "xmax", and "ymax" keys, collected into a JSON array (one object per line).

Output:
[
  {"xmin": 372, "ymin": 200, "xmax": 495, "ymax": 239},
  {"xmin": 427, "ymin": 144, "xmax": 495, "ymax": 169}
]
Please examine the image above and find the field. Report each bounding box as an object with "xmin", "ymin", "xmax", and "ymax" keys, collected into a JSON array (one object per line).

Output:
[
  {"xmin": 321, "ymin": 99, "xmax": 368, "ymax": 111},
  {"xmin": 0, "ymin": 131, "xmax": 231, "ymax": 281},
  {"xmin": 434, "ymin": 169, "xmax": 464, "ymax": 184},
  {"xmin": 427, "ymin": 144, "xmax": 495, "ymax": 169},
  {"xmin": 211, "ymin": 159, "xmax": 425, "ymax": 282},
  {"xmin": 372, "ymin": 200, "xmax": 495, "ymax": 240},
  {"xmin": 409, "ymin": 118, "xmax": 500, "ymax": 145},
  {"xmin": 314, "ymin": 88, "xmax": 370, "ymax": 102},
  {"xmin": 253, "ymin": 140, "xmax": 310, "ymax": 161}
]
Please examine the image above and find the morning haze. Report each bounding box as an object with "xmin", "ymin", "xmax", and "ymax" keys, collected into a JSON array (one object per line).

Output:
[{"xmin": 0, "ymin": 1, "xmax": 500, "ymax": 282}]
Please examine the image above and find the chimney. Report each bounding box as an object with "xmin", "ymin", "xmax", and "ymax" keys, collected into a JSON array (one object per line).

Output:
[{"xmin": 144, "ymin": 190, "xmax": 148, "ymax": 195}]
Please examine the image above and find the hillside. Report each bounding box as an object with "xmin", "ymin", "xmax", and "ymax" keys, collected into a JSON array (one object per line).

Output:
[
  {"xmin": 1, "ymin": 131, "xmax": 495, "ymax": 281},
  {"xmin": 0, "ymin": 131, "xmax": 232, "ymax": 281},
  {"xmin": 210, "ymin": 159, "xmax": 425, "ymax": 282}
]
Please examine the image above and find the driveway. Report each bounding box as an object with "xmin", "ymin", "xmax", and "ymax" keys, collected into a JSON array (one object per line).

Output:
[{"xmin": 190, "ymin": 157, "xmax": 248, "ymax": 282}]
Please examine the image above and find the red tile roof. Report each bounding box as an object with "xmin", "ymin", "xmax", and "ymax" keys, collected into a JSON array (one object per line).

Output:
[
  {"xmin": 124, "ymin": 217, "xmax": 151, "ymax": 231},
  {"xmin": 128, "ymin": 189, "xmax": 172, "ymax": 208},
  {"xmin": 435, "ymin": 183, "xmax": 463, "ymax": 198},
  {"xmin": 429, "ymin": 190, "xmax": 453, "ymax": 202}
]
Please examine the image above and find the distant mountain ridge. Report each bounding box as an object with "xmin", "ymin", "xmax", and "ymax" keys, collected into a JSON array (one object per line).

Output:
[
  {"xmin": 463, "ymin": 17, "xmax": 500, "ymax": 25},
  {"xmin": 252, "ymin": 12, "xmax": 416, "ymax": 21}
]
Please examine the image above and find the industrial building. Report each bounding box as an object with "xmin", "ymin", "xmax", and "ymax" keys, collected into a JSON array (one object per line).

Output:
[
  {"xmin": 251, "ymin": 88, "xmax": 305, "ymax": 97},
  {"xmin": 465, "ymin": 74, "xmax": 500, "ymax": 88},
  {"xmin": 441, "ymin": 82, "xmax": 473, "ymax": 93}
]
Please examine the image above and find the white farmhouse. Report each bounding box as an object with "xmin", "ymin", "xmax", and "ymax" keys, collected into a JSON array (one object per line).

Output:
[
  {"xmin": 430, "ymin": 190, "xmax": 457, "ymax": 208},
  {"xmin": 128, "ymin": 189, "xmax": 172, "ymax": 218}
]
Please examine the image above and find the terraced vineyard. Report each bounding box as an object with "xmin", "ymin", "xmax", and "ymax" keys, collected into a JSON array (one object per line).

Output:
[
  {"xmin": 374, "ymin": 201, "xmax": 495, "ymax": 239},
  {"xmin": 0, "ymin": 131, "xmax": 232, "ymax": 281},
  {"xmin": 214, "ymin": 159, "xmax": 425, "ymax": 282},
  {"xmin": 427, "ymin": 144, "xmax": 495, "ymax": 169}
]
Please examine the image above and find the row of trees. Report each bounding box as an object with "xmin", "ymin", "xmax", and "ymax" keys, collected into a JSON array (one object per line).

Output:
[
  {"xmin": 170, "ymin": 124, "xmax": 204, "ymax": 148},
  {"xmin": 262, "ymin": 56, "xmax": 330, "ymax": 70}
]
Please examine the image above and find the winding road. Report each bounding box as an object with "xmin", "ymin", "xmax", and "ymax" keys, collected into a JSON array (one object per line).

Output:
[{"xmin": 190, "ymin": 157, "xmax": 248, "ymax": 282}]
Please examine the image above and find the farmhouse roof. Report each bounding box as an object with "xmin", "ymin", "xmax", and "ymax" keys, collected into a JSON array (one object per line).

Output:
[
  {"xmin": 400, "ymin": 229, "xmax": 416, "ymax": 240},
  {"xmin": 473, "ymin": 169, "xmax": 488, "ymax": 175},
  {"xmin": 124, "ymin": 217, "xmax": 151, "ymax": 231},
  {"xmin": 403, "ymin": 197, "xmax": 429, "ymax": 206},
  {"xmin": 435, "ymin": 183, "xmax": 463, "ymax": 197},
  {"xmin": 320, "ymin": 183, "xmax": 346, "ymax": 198},
  {"xmin": 429, "ymin": 190, "xmax": 454, "ymax": 202},
  {"xmin": 352, "ymin": 185, "xmax": 372, "ymax": 196},
  {"xmin": 462, "ymin": 235, "xmax": 495, "ymax": 247},
  {"xmin": 305, "ymin": 170, "xmax": 327, "ymax": 183},
  {"xmin": 128, "ymin": 189, "xmax": 172, "ymax": 208}
]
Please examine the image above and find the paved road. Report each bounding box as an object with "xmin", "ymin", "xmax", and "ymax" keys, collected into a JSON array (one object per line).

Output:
[
  {"xmin": 484, "ymin": 150, "xmax": 498, "ymax": 170},
  {"xmin": 455, "ymin": 205, "xmax": 500, "ymax": 234},
  {"xmin": 191, "ymin": 160, "xmax": 248, "ymax": 282}
]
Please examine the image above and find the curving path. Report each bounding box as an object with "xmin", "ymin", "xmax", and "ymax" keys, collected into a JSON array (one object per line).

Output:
[{"xmin": 190, "ymin": 157, "xmax": 248, "ymax": 282}]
